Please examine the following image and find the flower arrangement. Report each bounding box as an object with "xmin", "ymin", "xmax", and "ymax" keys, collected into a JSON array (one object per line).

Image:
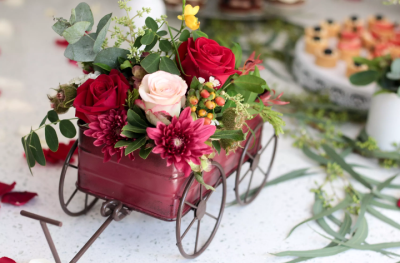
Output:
[{"xmin": 21, "ymin": 0, "xmax": 287, "ymax": 188}]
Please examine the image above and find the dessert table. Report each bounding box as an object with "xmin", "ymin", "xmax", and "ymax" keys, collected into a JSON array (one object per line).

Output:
[{"xmin": 0, "ymin": 0, "xmax": 400, "ymax": 262}]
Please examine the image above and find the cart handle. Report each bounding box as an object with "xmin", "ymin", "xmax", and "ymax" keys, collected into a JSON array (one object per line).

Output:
[{"xmin": 20, "ymin": 210, "xmax": 62, "ymax": 263}]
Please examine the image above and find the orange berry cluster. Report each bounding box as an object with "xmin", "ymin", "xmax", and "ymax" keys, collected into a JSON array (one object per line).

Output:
[{"xmin": 187, "ymin": 82, "xmax": 226, "ymax": 125}]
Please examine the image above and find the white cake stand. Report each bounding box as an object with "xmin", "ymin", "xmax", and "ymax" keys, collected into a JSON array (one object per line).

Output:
[{"xmin": 293, "ymin": 36, "xmax": 377, "ymax": 110}]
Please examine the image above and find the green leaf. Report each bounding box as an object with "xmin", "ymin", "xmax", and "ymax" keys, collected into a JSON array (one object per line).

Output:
[
  {"xmin": 59, "ymin": 120, "xmax": 77, "ymax": 138},
  {"xmin": 212, "ymin": 140, "xmax": 221, "ymax": 155},
  {"xmin": 64, "ymin": 33, "xmax": 98, "ymax": 62},
  {"xmin": 321, "ymin": 144, "xmax": 372, "ymax": 189},
  {"xmin": 93, "ymin": 62, "xmax": 111, "ymax": 72},
  {"xmin": 193, "ymin": 31, "xmax": 208, "ymax": 41},
  {"xmin": 210, "ymin": 130, "xmax": 246, "ymax": 141},
  {"xmin": 47, "ymin": 110, "xmax": 59, "ymax": 123},
  {"xmin": 120, "ymin": 60, "xmax": 132, "ymax": 70},
  {"xmin": 45, "ymin": 125, "xmax": 59, "ymax": 152},
  {"xmin": 134, "ymin": 36, "xmax": 142, "ymax": 48},
  {"xmin": 25, "ymin": 135, "xmax": 36, "ymax": 168},
  {"xmin": 179, "ymin": 29, "xmax": 190, "ymax": 42},
  {"xmin": 52, "ymin": 20, "xmax": 70, "ymax": 36},
  {"xmin": 62, "ymin": 21, "xmax": 91, "ymax": 45},
  {"xmin": 377, "ymin": 175, "xmax": 398, "ymax": 191},
  {"xmin": 159, "ymin": 57, "xmax": 180, "ymax": 75},
  {"xmin": 70, "ymin": 8, "xmax": 76, "ymax": 24},
  {"xmin": 144, "ymin": 36, "xmax": 158, "ymax": 52},
  {"xmin": 194, "ymin": 172, "xmax": 215, "ymax": 191},
  {"xmin": 349, "ymin": 70, "xmax": 380, "ymax": 86},
  {"xmin": 351, "ymin": 194, "xmax": 373, "ymax": 234},
  {"xmin": 156, "ymin": 30, "xmax": 168, "ymax": 37},
  {"xmin": 93, "ymin": 47, "xmax": 129, "ymax": 72},
  {"xmin": 125, "ymin": 136, "xmax": 147, "ymax": 155},
  {"xmin": 371, "ymin": 199, "xmax": 400, "ymax": 211},
  {"xmin": 367, "ymin": 206, "xmax": 400, "ymax": 230},
  {"xmin": 122, "ymin": 124, "xmax": 146, "ymax": 134},
  {"xmin": 386, "ymin": 71, "xmax": 400, "ymax": 80},
  {"xmin": 253, "ymin": 65, "xmax": 261, "ymax": 78},
  {"xmin": 287, "ymin": 195, "xmax": 351, "ymax": 238},
  {"xmin": 159, "ymin": 40, "xmax": 172, "ymax": 52},
  {"xmin": 139, "ymin": 145, "xmax": 153, "ymax": 159},
  {"xmin": 265, "ymin": 168, "xmax": 315, "ymax": 187},
  {"xmin": 141, "ymin": 31, "xmax": 156, "ymax": 45},
  {"xmin": 140, "ymin": 53, "xmax": 160, "ymax": 73},
  {"xmin": 190, "ymin": 76, "xmax": 201, "ymax": 90},
  {"xmin": 145, "ymin": 17, "xmax": 159, "ymax": 32},
  {"xmin": 127, "ymin": 109, "xmax": 148, "ymax": 129},
  {"xmin": 121, "ymin": 130, "xmax": 141, "ymax": 139},
  {"xmin": 302, "ymin": 146, "xmax": 328, "ymax": 165},
  {"xmin": 74, "ymin": 2, "xmax": 94, "ymax": 31},
  {"xmin": 39, "ymin": 115, "xmax": 47, "ymax": 128},
  {"xmin": 30, "ymin": 132, "xmax": 46, "ymax": 166},
  {"xmin": 232, "ymin": 42, "xmax": 242, "ymax": 70},
  {"xmin": 232, "ymin": 75, "xmax": 266, "ymax": 94},
  {"xmin": 115, "ymin": 140, "xmax": 132, "ymax": 148},
  {"xmin": 93, "ymin": 13, "xmax": 112, "ymax": 53}
]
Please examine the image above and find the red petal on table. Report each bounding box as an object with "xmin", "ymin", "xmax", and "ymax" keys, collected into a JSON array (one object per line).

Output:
[
  {"xmin": 68, "ymin": 59, "xmax": 78, "ymax": 67},
  {"xmin": 0, "ymin": 257, "xmax": 17, "ymax": 263},
  {"xmin": 1, "ymin": 191, "xmax": 38, "ymax": 206},
  {"xmin": 397, "ymin": 199, "xmax": 400, "ymax": 208},
  {"xmin": 0, "ymin": 181, "xmax": 16, "ymax": 196},
  {"xmin": 55, "ymin": 38, "xmax": 69, "ymax": 47},
  {"xmin": 43, "ymin": 140, "xmax": 78, "ymax": 164}
]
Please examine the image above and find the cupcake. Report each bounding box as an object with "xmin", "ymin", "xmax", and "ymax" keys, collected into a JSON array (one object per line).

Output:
[
  {"xmin": 373, "ymin": 42, "xmax": 391, "ymax": 58},
  {"xmin": 368, "ymin": 14, "xmax": 386, "ymax": 29},
  {"xmin": 344, "ymin": 15, "xmax": 364, "ymax": 32},
  {"xmin": 305, "ymin": 36, "xmax": 329, "ymax": 55},
  {"xmin": 338, "ymin": 39, "xmax": 361, "ymax": 61},
  {"xmin": 361, "ymin": 31, "xmax": 378, "ymax": 50},
  {"xmin": 346, "ymin": 60, "xmax": 368, "ymax": 77},
  {"xmin": 371, "ymin": 21, "xmax": 395, "ymax": 42},
  {"xmin": 340, "ymin": 27, "xmax": 361, "ymax": 42},
  {"xmin": 305, "ymin": 26, "xmax": 329, "ymax": 39},
  {"xmin": 321, "ymin": 19, "xmax": 341, "ymax": 38},
  {"xmin": 316, "ymin": 48, "xmax": 339, "ymax": 68}
]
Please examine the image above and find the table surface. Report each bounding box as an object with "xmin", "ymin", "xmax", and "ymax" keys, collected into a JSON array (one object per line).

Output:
[{"xmin": 1, "ymin": 0, "xmax": 400, "ymax": 262}]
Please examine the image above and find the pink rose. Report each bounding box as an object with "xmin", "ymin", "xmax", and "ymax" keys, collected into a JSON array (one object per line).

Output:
[{"xmin": 138, "ymin": 71, "xmax": 188, "ymax": 118}]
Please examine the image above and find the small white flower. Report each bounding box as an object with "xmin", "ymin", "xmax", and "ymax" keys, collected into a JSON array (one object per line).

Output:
[
  {"xmin": 68, "ymin": 71, "xmax": 100, "ymax": 86},
  {"xmin": 211, "ymin": 119, "xmax": 220, "ymax": 126},
  {"xmin": 209, "ymin": 76, "xmax": 221, "ymax": 87},
  {"xmin": 77, "ymin": 62, "xmax": 85, "ymax": 69},
  {"xmin": 198, "ymin": 77, "xmax": 206, "ymax": 84}
]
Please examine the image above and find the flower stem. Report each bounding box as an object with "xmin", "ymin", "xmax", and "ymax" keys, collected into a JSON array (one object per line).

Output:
[{"xmin": 166, "ymin": 21, "xmax": 186, "ymax": 76}]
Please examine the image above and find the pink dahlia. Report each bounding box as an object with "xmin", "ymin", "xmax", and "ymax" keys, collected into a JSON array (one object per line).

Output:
[
  {"xmin": 147, "ymin": 107, "xmax": 216, "ymax": 177},
  {"xmin": 84, "ymin": 109, "xmax": 135, "ymax": 163}
]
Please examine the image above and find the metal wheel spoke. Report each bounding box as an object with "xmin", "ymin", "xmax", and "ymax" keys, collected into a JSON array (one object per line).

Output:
[
  {"xmin": 194, "ymin": 220, "xmax": 201, "ymax": 253},
  {"xmin": 84, "ymin": 194, "xmax": 88, "ymax": 212},
  {"xmin": 181, "ymin": 217, "xmax": 197, "ymax": 240},
  {"xmin": 65, "ymin": 188, "xmax": 78, "ymax": 207},
  {"xmin": 257, "ymin": 165, "xmax": 267, "ymax": 175},
  {"xmin": 204, "ymin": 177, "xmax": 222, "ymax": 202},
  {"xmin": 199, "ymin": 184, "xmax": 203, "ymax": 201},
  {"xmin": 68, "ymin": 164, "xmax": 78, "ymax": 169},
  {"xmin": 239, "ymin": 169, "xmax": 251, "ymax": 184},
  {"xmin": 246, "ymin": 152, "xmax": 255, "ymax": 160},
  {"xmin": 244, "ymin": 171, "xmax": 255, "ymax": 201},
  {"xmin": 185, "ymin": 201, "xmax": 198, "ymax": 209},
  {"xmin": 205, "ymin": 212, "xmax": 218, "ymax": 220},
  {"xmin": 259, "ymin": 135, "xmax": 275, "ymax": 155}
]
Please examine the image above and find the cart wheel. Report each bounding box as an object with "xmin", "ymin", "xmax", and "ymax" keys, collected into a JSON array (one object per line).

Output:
[
  {"xmin": 176, "ymin": 161, "xmax": 226, "ymax": 259},
  {"xmin": 59, "ymin": 140, "xmax": 98, "ymax": 216},
  {"xmin": 235, "ymin": 122, "xmax": 277, "ymax": 205}
]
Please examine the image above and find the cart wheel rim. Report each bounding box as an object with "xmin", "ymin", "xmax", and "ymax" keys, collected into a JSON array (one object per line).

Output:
[
  {"xmin": 176, "ymin": 161, "xmax": 227, "ymax": 259},
  {"xmin": 59, "ymin": 140, "xmax": 98, "ymax": 216},
  {"xmin": 235, "ymin": 122, "xmax": 278, "ymax": 205}
]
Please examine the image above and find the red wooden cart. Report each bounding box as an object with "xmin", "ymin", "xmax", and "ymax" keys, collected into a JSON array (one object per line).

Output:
[{"xmin": 21, "ymin": 116, "xmax": 277, "ymax": 262}]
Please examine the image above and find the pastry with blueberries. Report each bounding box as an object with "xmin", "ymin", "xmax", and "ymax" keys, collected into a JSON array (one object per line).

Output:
[
  {"xmin": 316, "ymin": 48, "xmax": 339, "ymax": 68},
  {"xmin": 305, "ymin": 36, "xmax": 328, "ymax": 55}
]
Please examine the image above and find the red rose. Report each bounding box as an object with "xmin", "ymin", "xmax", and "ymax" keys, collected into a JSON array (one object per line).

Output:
[
  {"xmin": 177, "ymin": 37, "xmax": 241, "ymax": 88},
  {"xmin": 73, "ymin": 69, "xmax": 130, "ymax": 123}
]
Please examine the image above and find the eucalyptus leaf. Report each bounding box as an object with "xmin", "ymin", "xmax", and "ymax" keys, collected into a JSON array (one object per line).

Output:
[
  {"xmin": 179, "ymin": 29, "xmax": 190, "ymax": 42},
  {"xmin": 302, "ymin": 146, "xmax": 328, "ymax": 165},
  {"xmin": 62, "ymin": 21, "xmax": 91, "ymax": 45},
  {"xmin": 371, "ymin": 199, "xmax": 400, "ymax": 211},
  {"xmin": 140, "ymin": 53, "xmax": 160, "ymax": 73},
  {"xmin": 47, "ymin": 110, "xmax": 59, "ymax": 123},
  {"xmin": 322, "ymin": 144, "xmax": 372, "ymax": 189},
  {"xmin": 74, "ymin": 2, "xmax": 94, "ymax": 31},
  {"xmin": 70, "ymin": 8, "xmax": 76, "ymax": 24},
  {"xmin": 93, "ymin": 47, "xmax": 129, "ymax": 72},
  {"xmin": 93, "ymin": 62, "xmax": 111, "ymax": 72},
  {"xmin": 52, "ymin": 20, "xmax": 70, "ymax": 36},
  {"xmin": 391, "ymin": 58, "xmax": 400, "ymax": 73},
  {"xmin": 45, "ymin": 125, "xmax": 59, "ymax": 152},
  {"xmin": 59, "ymin": 120, "xmax": 77, "ymax": 138},
  {"xmin": 159, "ymin": 57, "xmax": 180, "ymax": 75},
  {"xmin": 64, "ymin": 33, "xmax": 98, "ymax": 62},
  {"xmin": 351, "ymin": 194, "xmax": 373, "ymax": 234},
  {"xmin": 30, "ymin": 132, "xmax": 46, "ymax": 166},
  {"xmin": 159, "ymin": 40, "xmax": 172, "ymax": 52},
  {"xmin": 125, "ymin": 136, "xmax": 147, "ymax": 155},
  {"xmin": 367, "ymin": 206, "xmax": 400, "ymax": 230},
  {"xmin": 93, "ymin": 13, "xmax": 112, "ymax": 53}
]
